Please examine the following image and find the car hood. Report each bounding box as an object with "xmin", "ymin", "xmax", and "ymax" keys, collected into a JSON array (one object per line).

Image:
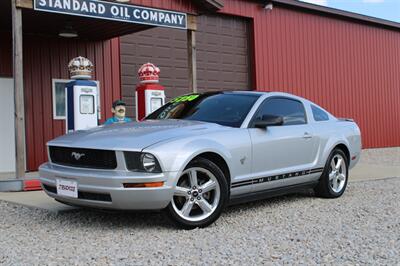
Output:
[{"xmin": 47, "ymin": 119, "xmax": 228, "ymax": 151}]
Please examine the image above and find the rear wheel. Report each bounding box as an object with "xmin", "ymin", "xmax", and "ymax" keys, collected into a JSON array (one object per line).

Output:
[
  {"xmin": 314, "ymin": 149, "xmax": 348, "ymax": 198},
  {"xmin": 166, "ymin": 158, "xmax": 229, "ymax": 229}
]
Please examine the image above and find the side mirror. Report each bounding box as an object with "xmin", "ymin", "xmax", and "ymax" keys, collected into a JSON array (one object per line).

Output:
[{"xmin": 254, "ymin": 115, "xmax": 284, "ymax": 129}]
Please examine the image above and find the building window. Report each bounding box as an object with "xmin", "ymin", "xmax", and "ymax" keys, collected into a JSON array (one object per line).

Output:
[
  {"xmin": 52, "ymin": 79, "xmax": 100, "ymax": 120},
  {"xmin": 52, "ymin": 79, "xmax": 70, "ymax": 120}
]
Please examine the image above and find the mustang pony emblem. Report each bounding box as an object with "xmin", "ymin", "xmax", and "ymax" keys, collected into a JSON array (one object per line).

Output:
[{"xmin": 71, "ymin": 152, "xmax": 85, "ymax": 160}]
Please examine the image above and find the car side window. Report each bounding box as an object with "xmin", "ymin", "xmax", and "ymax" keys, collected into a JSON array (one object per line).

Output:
[
  {"xmin": 254, "ymin": 98, "xmax": 307, "ymax": 126},
  {"xmin": 311, "ymin": 105, "xmax": 330, "ymax": 121}
]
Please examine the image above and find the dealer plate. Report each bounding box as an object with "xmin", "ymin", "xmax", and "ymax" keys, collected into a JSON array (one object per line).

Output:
[{"xmin": 56, "ymin": 179, "xmax": 78, "ymax": 198}]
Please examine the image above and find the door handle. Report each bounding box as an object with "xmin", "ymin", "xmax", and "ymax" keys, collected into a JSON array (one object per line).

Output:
[{"xmin": 303, "ymin": 132, "xmax": 313, "ymax": 139}]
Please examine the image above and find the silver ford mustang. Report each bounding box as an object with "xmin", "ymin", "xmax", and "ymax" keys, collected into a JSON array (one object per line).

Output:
[{"xmin": 39, "ymin": 91, "xmax": 361, "ymax": 228}]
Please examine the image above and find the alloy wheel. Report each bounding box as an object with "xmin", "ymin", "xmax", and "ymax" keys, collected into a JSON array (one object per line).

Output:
[
  {"xmin": 329, "ymin": 154, "xmax": 347, "ymax": 193},
  {"xmin": 171, "ymin": 167, "xmax": 221, "ymax": 222}
]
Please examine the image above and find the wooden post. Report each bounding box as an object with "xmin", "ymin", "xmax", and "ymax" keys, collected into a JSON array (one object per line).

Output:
[
  {"xmin": 187, "ymin": 15, "xmax": 197, "ymax": 93},
  {"xmin": 11, "ymin": 0, "xmax": 26, "ymax": 179},
  {"xmin": 15, "ymin": 0, "xmax": 33, "ymax": 9}
]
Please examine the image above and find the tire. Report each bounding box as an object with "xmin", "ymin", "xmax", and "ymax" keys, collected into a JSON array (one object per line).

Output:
[
  {"xmin": 165, "ymin": 157, "xmax": 229, "ymax": 229},
  {"xmin": 314, "ymin": 148, "xmax": 349, "ymax": 198}
]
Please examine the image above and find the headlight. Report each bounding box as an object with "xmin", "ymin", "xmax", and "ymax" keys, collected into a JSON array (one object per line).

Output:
[
  {"xmin": 124, "ymin": 151, "xmax": 161, "ymax": 173},
  {"xmin": 141, "ymin": 153, "xmax": 157, "ymax": 172}
]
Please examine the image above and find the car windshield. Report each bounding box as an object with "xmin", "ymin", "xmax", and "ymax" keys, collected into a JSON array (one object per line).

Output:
[{"xmin": 145, "ymin": 92, "xmax": 260, "ymax": 127}]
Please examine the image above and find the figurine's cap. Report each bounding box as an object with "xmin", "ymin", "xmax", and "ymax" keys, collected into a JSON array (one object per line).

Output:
[{"xmin": 112, "ymin": 100, "xmax": 126, "ymax": 109}]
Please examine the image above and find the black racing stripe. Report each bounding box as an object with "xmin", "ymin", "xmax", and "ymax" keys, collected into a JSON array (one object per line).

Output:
[
  {"xmin": 231, "ymin": 168, "xmax": 320, "ymax": 189},
  {"xmin": 310, "ymin": 167, "xmax": 324, "ymax": 174},
  {"xmin": 232, "ymin": 180, "xmax": 252, "ymax": 185},
  {"xmin": 232, "ymin": 179, "xmax": 254, "ymax": 185},
  {"xmin": 231, "ymin": 182, "xmax": 252, "ymax": 188}
]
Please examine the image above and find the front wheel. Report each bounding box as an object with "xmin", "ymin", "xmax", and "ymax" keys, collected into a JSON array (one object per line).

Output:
[
  {"xmin": 314, "ymin": 149, "xmax": 349, "ymax": 198},
  {"xmin": 165, "ymin": 158, "xmax": 229, "ymax": 229}
]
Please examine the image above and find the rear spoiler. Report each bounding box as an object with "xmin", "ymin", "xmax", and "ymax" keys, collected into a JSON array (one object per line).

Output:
[{"xmin": 338, "ymin": 118, "xmax": 354, "ymax": 122}]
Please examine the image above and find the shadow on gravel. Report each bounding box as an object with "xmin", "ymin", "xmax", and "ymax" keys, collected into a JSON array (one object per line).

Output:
[
  {"xmin": 49, "ymin": 207, "xmax": 176, "ymax": 230},
  {"xmin": 225, "ymin": 189, "xmax": 315, "ymax": 214},
  {"xmin": 40, "ymin": 190, "xmax": 315, "ymax": 230}
]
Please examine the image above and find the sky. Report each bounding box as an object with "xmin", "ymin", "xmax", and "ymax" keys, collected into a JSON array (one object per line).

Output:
[{"xmin": 300, "ymin": 0, "xmax": 400, "ymax": 23}]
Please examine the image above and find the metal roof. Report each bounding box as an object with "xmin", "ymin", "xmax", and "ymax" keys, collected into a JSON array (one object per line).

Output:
[{"xmin": 270, "ymin": 0, "xmax": 400, "ymax": 31}]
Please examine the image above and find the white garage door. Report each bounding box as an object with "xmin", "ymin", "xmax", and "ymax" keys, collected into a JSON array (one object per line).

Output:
[{"xmin": 0, "ymin": 78, "xmax": 16, "ymax": 174}]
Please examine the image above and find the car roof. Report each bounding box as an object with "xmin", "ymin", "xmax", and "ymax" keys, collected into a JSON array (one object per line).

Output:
[
  {"xmin": 200, "ymin": 90, "xmax": 267, "ymax": 97},
  {"xmin": 193, "ymin": 90, "xmax": 310, "ymax": 102},
  {"xmin": 203, "ymin": 90, "xmax": 303, "ymax": 98}
]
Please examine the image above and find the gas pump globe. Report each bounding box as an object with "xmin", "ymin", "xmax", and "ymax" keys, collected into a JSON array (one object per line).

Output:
[
  {"xmin": 135, "ymin": 62, "xmax": 166, "ymax": 121},
  {"xmin": 65, "ymin": 56, "xmax": 99, "ymax": 133}
]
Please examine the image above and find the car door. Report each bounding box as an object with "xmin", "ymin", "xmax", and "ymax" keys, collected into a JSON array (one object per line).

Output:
[{"xmin": 248, "ymin": 97, "xmax": 319, "ymax": 192}]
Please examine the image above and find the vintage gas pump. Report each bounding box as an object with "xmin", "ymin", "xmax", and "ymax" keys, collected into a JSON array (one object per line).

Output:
[
  {"xmin": 135, "ymin": 62, "xmax": 166, "ymax": 121},
  {"xmin": 65, "ymin": 56, "xmax": 99, "ymax": 133}
]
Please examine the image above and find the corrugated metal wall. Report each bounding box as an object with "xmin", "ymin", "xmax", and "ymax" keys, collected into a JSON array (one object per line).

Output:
[
  {"xmin": 1, "ymin": 34, "xmax": 121, "ymax": 171},
  {"xmin": 220, "ymin": 1, "xmax": 400, "ymax": 148}
]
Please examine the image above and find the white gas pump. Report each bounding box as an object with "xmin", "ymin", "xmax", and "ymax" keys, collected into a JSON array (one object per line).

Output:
[{"xmin": 66, "ymin": 56, "xmax": 99, "ymax": 133}]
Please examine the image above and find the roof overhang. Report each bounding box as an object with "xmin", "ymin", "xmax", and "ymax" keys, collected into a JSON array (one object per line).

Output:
[
  {"xmin": 2, "ymin": 0, "xmax": 193, "ymax": 41},
  {"xmin": 195, "ymin": 0, "xmax": 224, "ymax": 12},
  {"xmin": 21, "ymin": 8, "xmax": 152, "ymax": 40}
]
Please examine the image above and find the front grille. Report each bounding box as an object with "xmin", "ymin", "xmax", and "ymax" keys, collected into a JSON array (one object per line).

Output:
[
  {"xmin": 79, "ymin": 191, "xmax": 112, "ymax": 202},
  {"xmin": 43, "ymin": 184, "xmax": 112, "ymax": 202},
  {"xmin": 49, "ymin": 146, "xmax": 117, "ymax": 170},
  {"xmin": 43, "ymin": 184, "xmax": 57, "ymax": 194}
]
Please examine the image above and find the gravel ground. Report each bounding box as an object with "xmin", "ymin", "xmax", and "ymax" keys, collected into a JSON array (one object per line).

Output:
[{"xmin": 1, "ymin": 178, "xmax": 399, "ymax": 265}]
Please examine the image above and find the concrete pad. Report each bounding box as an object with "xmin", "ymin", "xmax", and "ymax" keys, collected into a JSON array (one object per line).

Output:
[
  {"xmin": 0, "ymin": 179, "xmax": 23, "ymax": 192},
  {"xmin": 350, "ymin": 163, "xmax": 400, "ymax": 181},
  {"xmin": 0, "ymin": 191, "xmax": 77, "ymax": 212},
  {"xmin": 0, "ymin": 171, "xmax": 39, "ymax": 180}
]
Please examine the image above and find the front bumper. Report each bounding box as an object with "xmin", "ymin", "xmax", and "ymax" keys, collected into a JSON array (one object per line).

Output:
[{"xmin": 39, "ymin": 163, "xmax": 178, "ymax": 210}]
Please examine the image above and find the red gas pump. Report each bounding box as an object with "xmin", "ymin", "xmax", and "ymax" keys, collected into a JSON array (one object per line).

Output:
[{"xmin": 135, "ymin": 63, "xmax": 166, "ymax": 121}]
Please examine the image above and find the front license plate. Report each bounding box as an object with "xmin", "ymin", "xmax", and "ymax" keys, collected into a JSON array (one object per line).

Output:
[{"xmin": 56, "ymin": 179, "xmax": 78, "ymax": 198}]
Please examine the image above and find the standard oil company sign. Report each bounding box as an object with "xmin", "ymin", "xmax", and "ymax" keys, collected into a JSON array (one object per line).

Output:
[{"xmin": 34, "ymin": 0, "xmax": 187, "ymax": 29}]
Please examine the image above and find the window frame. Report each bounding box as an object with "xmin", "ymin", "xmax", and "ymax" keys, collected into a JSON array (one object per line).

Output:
[
  {"xmin": 52, "ymin": 79, "xmax": 70, "ymax": 120},
  {"xmin": 248, "ymin": 96, "xmax": 308, "ymax": 128},
  {"xmin": 52, "ymin": 79, "xmax": 101, "ymax": 120}
]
